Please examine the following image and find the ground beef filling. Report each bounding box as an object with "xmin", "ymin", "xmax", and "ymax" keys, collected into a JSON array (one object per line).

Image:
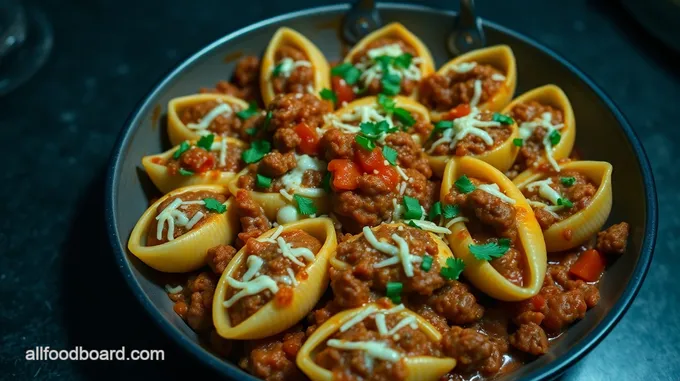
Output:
[
  {"xmin": 426, "ymin": 110, "xmax": 512, "ymax": 156},
  {"xmin": 508, "ymin": 101, "xmax": 564, "ymax": 173},
  {"xmin": 234, "ymin": 189, "xmax": 272, "ymax": 245},
  {"xmin": 147, "ymin": 191, "xmax": 226, "ymax": 246},
  {"xmin": 271, "ymin": 45, "xmax": 315, "ymax": 95},
  {"xmin": 236, "ymin": 151, "xmax": 324, "ymax": 193},
  {"xmin": 596, "ymin": 222, "xmax": 630, "ymax": 254},
  {"xmin": 226, "ymin": 230, "xmax": 322, "ymax": 326},
  {"xmin": 333, "ymin": 225, "xmax": 444, "ymax": 305},
  {"xmin": 351, "ymin": 37, "xmax": 420, "ymax": 96},
  {"xmin": 200, "ymin": 55, "xmax": 261, "ymax": 103},
  {"xmin": 179, "ymin": 100, "xmax": 247, "ymax": 137},
  {"xmin": 165, "ymin": 144, "xmax": 244, "ymax": 175},
  {"xmin": 239, "ymin": 326, "xmax": 308, "ymax": 381},
  {"xmin": 314, "ymin": 313, "xmax": 442, "ymax": 381},
  {"xmin": 168, "ymin": 272, "xmax": 218, "ymax": 332},
  {"xmin": 522, "ymin": 171, "xmax": 598, "ymax": 229},
  {"xmin": 419, "ymin": 63, "xmax": 504, "ymax": 112},
  {"xmin": 266, "ymin": 93, "xmax": 330, "ymax": 153}
]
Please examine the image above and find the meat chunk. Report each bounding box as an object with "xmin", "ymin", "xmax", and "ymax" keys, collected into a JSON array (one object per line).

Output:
[
  {"xmin": 258, "ymin": 151, "xmax": 297, "ymax": 178},
  {"xmin": 241, "ymin": 328, "xmax": 307, "ymax": 381},
  {"xmin": 490, "ymin": 248, "xmax": 523, "ymax": 286},
  {"xmin": 596, "ymin": 222, "xmax": 630, "ymax": 254},
  {"xmin": 273, "ymin": 127, "xmax": 301, "ymax": 152},
  {"xmin": 319, "ymin": 128, "xmax": 355, "ymax": 161},
  {"xmin": 426, "ymin": 281, "xmax": 484, "ymax": 325},
  {"xmin": 268, "ymin": 93, "xmax": 329, "ymax": 132},
  {"xmin": 542, "ymin": 290, "xmax": 588, "ymax": 332},
  {"xmin": 206, "ymin": 244, "xmax": 237, "ymax": 275},
  {"xmin": 234, "ymin": 190, "xmax": 272, "ymax": 244},
  {"xmin": 442, "ymin": 327, "xmax": 503, "ymax": 375},
  {"xmin": 329, "ymin": 268, "xmax": 370, "ymax": 308},
  {"xmin": 466, "ymin": 189, "xmax": 517, "ymax": 238},
  {"xmin": 510, "ymin": 323, "xmax": 549, "ymax": 355},
  {"xmin": 184, "ymin": 272, "xmax": 217, "ymax": 331}
]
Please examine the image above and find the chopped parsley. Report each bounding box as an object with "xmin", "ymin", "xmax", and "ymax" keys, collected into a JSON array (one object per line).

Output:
[
  {"xmin": 331, "ymin": 63, "xmax": 361, "ymax": 85},
  {"xmin": 557, "ymin": 197, "xmax": 574, "ymax": 208},
  {"xmin": 178, "ymin": 168, "xmax": 194, "ymax": 176},
  {"xmin": 320, "ymin": 88, "xmax": 337, "ymax": 104},
  {"xmin": 403, "ymin": 196, "xmax": 422, "ymax": 220},
  {"xmin": 393, "ymin": 108, "xmax": 415, "ymax": 127},
  {"xmin": 492, "ymin": 113, "xmax": 514, "ymax": 125},
  {"xmin": 256, "ymin": 174, "xmax": 272, "ymax": 189},
  {"xmin": 264, "ymin": 110, "xmax": 273, "ymax": 129},
  {"xmin": 242, "ymin": 140, "xmax": 271, "ymax": 164},
  {"xmin": 549, "ymin": 130, "xmax": 561, "ymax": 146},
  {"xmin": 513, "ymin": 138, "xmax": 524, "ymax": 147},
  {"xmin": 272, "ymin": 62, "xmax": 285, "ymax": 77},
  {"xmin": 321, "ymin": 171, "xmax": 332, "ymax": 193},
  {"xmin": 560, "ymin": 177, "xmax": 576, "ymax": 187},
  {"xmin": 428, "ymin": 201, "xmax": 442, "ymax": 221},
  {"xmin": 203, "ymin": 198, "xmax": 227, "ymax": 213},
  {"xmin": 359, "ymin": 120, "xmax": 396, "ymax": 139},
  {"xmin": 443, "ymin": 204, "xmax": 460, "ymax": 219},
  {"xmin": 377, "ymin": 94, "xmax": 396, "ymax": 110},
  {"xmin": 382, "ymin": 146, "xmax": 398, "ymax": 166},
  {"xmin": 236, "ymin": 103, "xmax": 259, "ymax": 120},
  {"xmin": 355, "ymin": 135, "xmax": 376, "ymax": 151},
  {"xmin": 386, "ymin": 281, "xmax": 403, "ymax": 304},
  {"xmin": 455, "ymin": 175, "xmax": 476, "ymax": 194},
  {"xmin": 294, "ymin": 194, "xmax": 317, "ymax": 215},
  {"xmin": 421, "ymin": 255, "xmax": 433, "ymax": 272},
  {"xmin": 196, "ymin": 134, "xmax": 215, "ymax": 151},
  {"xmin": 245, "ymin": 127, "xmax": 257, "ymax": 136},
  {"xmin": 394, "ymin": 53, "xmax": 413, "ymax": 69},
  {"xmin": 430, "ymin": 120, "xmax": 453, "ymax": 140},
  {"xmin": 469, "ymin": 238, "xmax": 511, "ymax": 261},
  {"xmin": 381, "ymin": 71, "xmax": 401, "ymax": 96},
  {"xmin": 440, "ymin": 257, "xmax": 465, "ymax": 280},
  {"xmin": 173, "ymin": 141, "xmax": 191, "ymax": 159}
]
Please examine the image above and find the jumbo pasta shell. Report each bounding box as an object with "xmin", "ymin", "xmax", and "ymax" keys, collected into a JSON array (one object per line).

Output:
[
  {"xmin": 344, "ymin": 22, "xmax": 435, "ymax": 99},
  {"xmin": 297, "ymin": 303, "xmax": 456, "ymax": 381},
  {"xmin": 227, "ymin": 168, "xmax": 330, "ymax": 223},
  {"xmin": 127, "ymin": 185, "xmax": 238, "ymax": 273},
  {"xmin": 167, "ymin": 93, "xmax": 249, "ymax": 146},
  {"xmin": 141, "ymin": 137, "xmax": 248, "ymax": 194},
  {"xmin": 501, "ymin": 84, "xmax": 576, "ymax": 166},
  {"xmin": 441, "ymin": 157, "xmax": 546, "ymax": 301},
  {"xmin": 427, "ymin": 118, "xmax": 520, "ymax": 177},
  {"xmin": 430, "ymin": 45, "xmax": 517, "ymax": 121},
  {"xmin": 260, "ymin": 27, "xmax": 331, "ymax": 106},
  {"xmin": 513, "ymin": 161, "xmax": 613, "ymax": 252},
  {"xmin": 330, "ymin": 222, "xmax": 454, "ymax": 271},
  {"xmin": 212, "ymin": 218, "xmax": 337, "ymax": 339}
]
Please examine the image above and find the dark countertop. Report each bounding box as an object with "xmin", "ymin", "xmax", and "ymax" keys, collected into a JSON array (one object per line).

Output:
[{"xmin": 1, "ymin": 0, "xmax": 677, "ymax": 379}]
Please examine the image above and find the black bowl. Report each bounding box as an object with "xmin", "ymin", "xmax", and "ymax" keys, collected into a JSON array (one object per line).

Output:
[{"xmin": 105, "ymin": 3, "xmax": 657, "ymax": 380}]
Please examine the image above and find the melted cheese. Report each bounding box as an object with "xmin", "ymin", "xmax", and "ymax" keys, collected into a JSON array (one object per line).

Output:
[
  {"xmin": 385, "ymin": 316, "xmax": 418, "ymax": 336},
  {"xmin": 185, "ymin": 211, "xmax": 204, "ymax": 230},
  {"xmin": 404, "ymin": 220, "xmax": 452, "ymax": 234},
  {"xmin": 395, "ymin": 166, "xmax": 410, "ymax": 181},
  {"xmin": 427, "ymin": 107, "xmax": 501, "ymax": 154},
  {"xmin": 223, "ymin": 256, "xmax": 278, "ymax": 308},
  {"xmin": 272, "ymin": 57, "xmax": 312, "ymax": 78},
  {"xmin": 451, "ymin": 61, "xmax": 477, "ymax": 73},
  {"xmin": 279, "ymin": 154, "xmax": 326, "ymax": 199},
  {"xmin": 259, "ymin": 225, "xmax": 284, "ymax": 243},
  {"xmin": 326, "ymin": 340, "xmax": 401, "ymax": 363},
  {"xmin": 209, "ymin": 138, "xmax": 229, "ymax": 168},
  {"xmin": 340, "ymin": 305, "xmax": 379, "ymax": 332},
  {"xmin": 276, "ymin": 205, "xmax": 300, "ymax": 225},
  {"xmin": 327, "ymin": 104, "xmax": 396, "ymax": 135},
  {"xmin": 286, "ymin": 267, "xmax": 299, "ymax": 286},
  {"xmin": 186, "ymin": 103, "xmax": 233, "ymax": 132},
  {"xmin": 155, "ymin": 198, "xmax": 207, "ymax": 241},
  {"xmin": 445, "ymin": 216, "xmax": 470, "ymax": 229},
  {"xmin": 469, "ymin": 79, "xmax": 483, "ymax": 108},
  {"xmin": 277, "ymin": 237, "xmax": 315, "ymax": 267},
  {"xmin": 364, "ymin": 227, "xmax": 422, "ymax": 277},
  {"xmin": 491, "ymin": 73, "xmax": 506, "ymax": 81},
  {"xmin": 164, "ymin": 284, "xmax": 183, "ymax": 294},
  {"xmin": 518, "ymin": 112, "xmax": 565, "ymax": 172},
  {"xmin": 477, "ymin": 183, "xmax": 516, "ymax": 205},
  {"xmin": 525, "ymin": 178, "xmax": 562, "ymax": 206},
  {"xmin": 354, "ymin": 43, "xmax": 423, "ymax": 89}
]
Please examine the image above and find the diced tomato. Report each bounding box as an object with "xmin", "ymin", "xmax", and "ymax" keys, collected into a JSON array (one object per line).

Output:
[
  {"xmin": 530, "ymin": 295, "xmax": 546, "ymax": 311},
  {"xmin": 374, "ymin": 165, "xmax": 399, "ymax": 190},
  {"xmin": 328, "ymin": 159, "xmax": 361, "ymax": 190},
  {"xmin": 294, "ymin": 122, "xmax": 320, "ymax": 155},
  {"xmin": 569, "ymin": 249, "xmax": 607, "ymax": 282},
  {"xmin": 332, "ymin": 76, "xmax": 355, "ymax": 106},
  {"xmin": 355, "ymin": 147, "xmax": 387, "ymax": 172},
  {"xmin": 445, "ymin": 104, "xmax": 471, "ymax": 120}
]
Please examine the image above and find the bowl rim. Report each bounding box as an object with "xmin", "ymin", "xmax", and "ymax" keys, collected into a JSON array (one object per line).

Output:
[{"xmin": 104, "ymin": 3, "xmax": 658, "ymax": 380}]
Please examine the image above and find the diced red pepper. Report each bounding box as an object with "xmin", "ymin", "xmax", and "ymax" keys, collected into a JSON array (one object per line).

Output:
[
  {"xmin": 328, "ymin": 159, "xmax": 361, "ymax": 190},
  {"xmin": 355, "ymin": 147, "xmax": 387, "ymax": 172},
  {"xmin": 569, "ymin": 249, "xmax": 607, "ymax": 282},
  {"xmin": 332, "ymin": 76, "xmax": 355, "ymax": 106},
  {"xmin": 530, "ymin": 294, "xmax": 546, "ymax": 311},
  {"xmin": 445, "ymin": 104, "xmax": 471, "ymax": 120},
  {"xmin": 374, "ymin": 165, "xmax": 399, "ymax": 190},
  {"xmin": 294, "ymin": 122, "xmax": 320, "ymax": 155}
]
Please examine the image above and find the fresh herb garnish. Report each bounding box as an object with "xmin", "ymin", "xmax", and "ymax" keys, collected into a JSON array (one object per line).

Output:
[
  {"xmin": 355, "ymin": 135, "xmax": 376, "ymax": 151},
  {"xmin": 549, "ymin": 130, "xmax": 562, "ymax": 146},
  {"xmin": 359, "ymin": 120, "xmax": 396, "ymax": 139},
  {"xmin": 256, "ymin": 174, "xmax": 272, "ymax": 189},
  {"xmin": 236, "ymin": 103, "xmax": 259, "ymax": 120},
  {"xmin": 203, "ymin": 198, "xmax": 227, "ymax": 214},
  {"xmin": 178, "ymin": 168, "xmax": 194, "ymax": 176},
  {"xmin": 394, "ymin": 53, "xmax": 413, "ymax": 69},
  {"xmin": 513, "ymin": 138, "xmax": 524, "ymax": 147},
  {"xmin": 403, "ymin": 196, "xmax": 422, "ymax": 220},
  {"xmin": 173, "ymin": 141, "xmax": 191, "ymax": 159},
  {"xmin": 557, "ymin": 197, "xmax": 574, "ymax": 208},
  {"xmin": 469, "ymin": 238, "xmax": 511, "ymax": 261},
  {"xmin": 272, "ymin": 62, "xmax": 284, "ymax": 77},
  {"xmin": 440, "ymin": 257, "xmax": 465, "ymax": 280},
  {"xmin": 196, "ymin": 134, "xmax": 215, "ymax": 151},
  {"xmin": 331, "ymin": 63, "xmax": 361, "ymax": 85},
  {"xmin": 386, "ymin": 281, "xmax": 403, "ymax": 304},
  {"xmin": 381, "ymin": 71, "xmax": 401, "ymax": 96},
  {"xmin": 560, "ymin": 177, "xmax": 576, "ymax": 187},
  {"xmin": 245, "ymin": 128, "xmax": 257, "ymax": 136},
  {"xmin": 320, "ymin": 88, "xmax": 337, "ymax": 105},
  {"xmin": 492, "ymin": 113, "xmax": 514, "ymax": 125},
  {"xmin": 382, "ymin": 146, "xmax": 398, "ymax": 166},
  {"xmin": 429, "ymin": 201, "xmax": 442, "ymax": 221},
  {"xmin": 321, "ymin": 171, "xmax": 332, "ymax": 193},
  {"xmin": 263, "ymin": 110, "xmax": 273, "ymax": 129},
  {"xmin": 377, "ymin": 94, "xmax": 396, "ymax": 110},
  {"xmin": 455, "ymin": 175, "xmax": 476, "ymax": 194},
  {"xmin": 421, "ymin": 255, "xmax": 433, "ymax": 272},
  {"xmin": 393, "ymin": 107, "xmax": 415, "ymax": 127},
  {"xmin": 443, "ymin": 204, "xmax": 460, "ymax": 219},
  {"xmin": 242, "ymin": 140, "xmax": 271, "ymax": 164},
  {"xmin": 429, "ymin": 120, "xmax": 454, "ymax": 140},
  {"xmin": 294, "ymin": 194, "xmax": 317, "ymax": 215}
]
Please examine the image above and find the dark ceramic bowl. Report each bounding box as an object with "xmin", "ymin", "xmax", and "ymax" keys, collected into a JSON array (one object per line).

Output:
[{"xmin": 105, "ymin": 3, "xmax": 657, "ymax": 380}]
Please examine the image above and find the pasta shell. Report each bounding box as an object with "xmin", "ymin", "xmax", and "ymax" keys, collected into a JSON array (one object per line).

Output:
[
  {"xmin": 427, "ymin": 117, "xmax": 520, "ymax": 177},
  {"xmin": 297, "ymin": 303, "xmax": 456, "ymax": 381},
  {"xmin": 330, "ymin": 222, "xmax": 454, "ymax": 271},
  {"xmin": 167, "ymin": 93, "xmax": 249, "ymax": 146},
  {"xmin": 212, "ymin": 218, "xmax": 337, "ymax": 339},
  {"xmin": 429, "ymin": 45, "xmax": 517, "ymax": 122},
  {"xmin": 323, "ymin": 95, "xmax": 432, "ymax": 144},
  {"xmin": 501, "ymin": 84, "xmax": 576, "ymax": 167},
  {"xmin": 440, "ymin": 157, "xmax": 546, "ymax": 301},
  {"xmin": 260, "ymin": 27, "xmax": 331, "ymax": 106},
  {"xmin": 513, "ymin": 161, "xmax": 613, "ymax": 252},
  {"xmin": 227, "ymin": 168, "xmax": 330, "ymax": 222},
  {"xmin": 127, "ymin": 185, "xmax": 238, "ymax": 273},
  {"xmin": 344, "ymin": 22, "xmax": 435, "ymax": 99},
  {"xmin": 141, "ymin": 137, "xmax": 248, "ymax": 194}
]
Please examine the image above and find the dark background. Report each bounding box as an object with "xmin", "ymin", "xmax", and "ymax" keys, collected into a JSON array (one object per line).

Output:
[{"xmin": 1, "ymin": 0, "xmax": 678, "ymax": 380}]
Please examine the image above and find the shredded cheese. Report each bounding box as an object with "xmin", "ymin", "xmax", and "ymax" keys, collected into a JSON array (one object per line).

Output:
[
  {"xmin": 223, "ymin": 256, "xmax": 279, "ymax": 308},
  {"xmin": 395, "ymin": 166, "xmax": 410, "ymax": 181},
  {"xmin": 491, "ymin": 73, "xmax": 506, "ymax": 81},
  {"xmin": 272, "ymin": 57, "xmax": 312, "ymax": 78},
  {"xmin": 340, "ymin": 305, "xmax": 379, "ymax": 332},
  {"xmin": 525, "ymin": 178, "xmax": 562, "ymax": 206},
  {"xmin": 477, "ymin": 183, "xmax": 516, "ymax": 205},
  {"xmin": 445, "ymin": 216, "xmax": 470, "ymax": 229},
  {"xmin": 363, "ymin": 227, "xmax": 422, "ymax": 277},
  {"xmin": 327, "ymin": 340, "xmax": 401, "ymax": 363},
  {"xmin": 164, "ymin": 284, "xmax": 183, "ymax": 294},
  {"xmin": 279, "ymin": 154, "xmax": 326, "ymax": 201},
  {"xmin": 518, "ymin": 112, "xmax": 565, "ymax": 172},
  {"xmin": 353, "ymin": 43, "xmax": 423, "ymax": 89},
  {"xmin": 469, "ymin": 79, "xmax": 483, "ymax": 108},
  {"xmin": 186, "ymin": 103, "xmax": 233, "ymax": 132},
  {"xmin": 427, "ymin": 107, "xmax": 502, "ymax": 154},
  {"xmin": 404, "ymin": 220, "xmax": 452, "ymax": 234},
  {"xmin": 155, "ymin": 198, "xmax": 207, "ymax": 241},
  {"xmin": 277, "ymin": 237, "xmax": 315, "ymax": 267},
  {"xmin": 451, "ymin": 61, "xmax": 477, "ymax": 73}
]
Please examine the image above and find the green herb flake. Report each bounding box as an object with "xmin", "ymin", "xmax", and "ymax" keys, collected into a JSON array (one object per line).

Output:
[
  {"xmin": 557, "ymin": 197, "xmax": 574, "ymax": 208},
  {"xmin": 263, "ymin": 110, "xmax": 273, "ymax": 130},
  {"xmin": 440, "ymin": 257, "xmax": 465, "ymax": 280},
  {"xmin": 381, "ymin": 71, "xmax": 401, "ymax": 96},
  {"xmin": 428, "ymin": 201, "xmax": 442, "ymax": 221},
  {"xmin": 178, "ymin": 168, "xmax": 194, "ymax": 176},
  {"xmin": 196, "ymin": 134, "xmax": 215, "ymax": 151},
  {"xmin": 385, "ymin": 281, "xmax": 403, "ymax": 304},
  {"xmin": 321, "ymin": 171, "xmax": 332, "ymax": 193},
  {"xmin": 245, "ymin": 127, "xmax": 257, "ymax": 136},
  {"xmin": 560, "ymin": 177, "xmax": 576, "ymax": 187},
  {"xmin": 421, "ymin": 255, "xmax": 434, "ymax": 272},
  {"xmin": 430, "ymin": 120, "xmax": 454, "ymax": 140},
  {"xmin": 492, "ymin": 113, "xmax": 514, "ymax": 125},
  {"xmin": 203, "ymin": 198, "xmax": 227, "ymax": 214},
  {"xmin": 443, "ymin": 204, "xmax": 460, "ymax": 219},
  {"xmin": 375, "ymin": 55, "xmax": 394, "ymax": 71},
  {"xmin": 242, "ymin": 140, "xmax": 271, "ymax": 164},
  {"xmin": 294, "ymin": 194, "xmax": 317, "ymax": 216},
  {"xmin": 173, "ymin": 141, "xmax": 191, "ymax": 159},
  {"xmin": 513, "ymin": 138, "xmax": 524, "ymax": 147},
  {"xmin": 393, "ymin": 107, "xmax": 415, "ymax": 127},
  {"xmin": 272, "ymin": 62, "xmax": 284, "ymax": 77},
  {"xmin": 382, "ymin": 146, "xmax": 398, "ymax": 166},
  {"xmin": 549, "ymin": 130, "xmax": 562, "ymax": 146},
  {"xmin": 403, "ymin": 196, "xmax": 422, "ymax": 220},
  {"xmin": 394, "ymin": 53, "xmax": 413, "ymax": 69},
  {"xmin": 355, "ymin": 135, "xmax": 376, "ymax": 151},
  {"xmin": 256, "ymin": 174, "xmax": 272, "ymax": 189},
  {"xmin": 468, "ymin": 238, "xmax": 511, "ymax": 261},
  {"xmin": 331, "ymin": 63, "xmax": 361, "ymax": 85},
  {"xmin": 455, "ymin": 175, "xmax": 476, "ymax": 194},
  {"xmin": 236, "ymin": 103, "xmax": 259, "ymax": 120},
  {"xmin": 320, "ymin": 88, "xmax": 337, "ymax": 105},
  {"xmin": 377, "ymin": 93, "xmax": 396, "ymax": 111}
]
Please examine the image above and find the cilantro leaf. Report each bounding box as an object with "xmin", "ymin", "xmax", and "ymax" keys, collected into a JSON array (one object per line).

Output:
[
  {"xmin": 263, "ymin": 110, "xmax": 273, "ymax": 129},
  {"xmin": 549, "ymin": 130, "xmax": 561, "ymax": 146},
  {"xmin": 381, "ymin": 71, "xmax": 401, "ymax": 96},
  {"xmin": 293, "ymin": 194, "xmax": 317, "ymax": 216},
  {"xmin": 173, "ymin": 141, "xmax": 191, "ymax": 159},
  {"xmin": 355, "ymin": 135, "xmax": 376, "ymax": 151},
  {"xmin": 377, "ymin": 93, "xmax": 396, "ymax": 111},
  {"xmin": 468, "ymin": 238, "xmax": 511, "ymax": 261},
  {"xmin": 428, "ymin": 201, "xmax": 442, "ymax": 221},
  {"xmin": 236, "ymin": 103, "xmax": 259, "ymax": 120},
  {"xmin": 442, "ymin": 204, "xmax": 460, "ymax": 219},
  {"xmin": 394, "ymin": 53, "xmax": 413, "ymax": 69},
  {"xmin": 331, "ymin": 63, "xmax": 361, "ymax": 85},
  {"xmin": 421, "ymin": 255, "xmax": 433, "ymax": 272},
  {"xmin": 455, "ymin": 175, "xmax": 476, "ymax": 194},
  {"xmin": 560, "ymin": 177, "xmax": 576, "ymax": 187},
  {"xmin": 196, "ymin": 134, "xmax": 215, "ymax": 151},
  {"xmin": 393, "ymin": 107, "xmax": 415, "ymax": 127},
  {"xmin": 272, "ymin": 62, "xmax": 284, "ymax": 77},
  {"xmin": 320, "ymin": 88, "xmax": 337, "ymax": 105},
  {"xmin": 430, "ymin": 120, "xmax": 453, "ymax": 140},
  {"xmin": 256, "ymin": 174, "xmax": 272, "ymax": 189},
  {"xmin": 242, "ymin": 140, "xmax": 271, "ymax": 164},
  {"xmin": 403, "ymin": 196, "xmax": 422, "ymax": 220},
  {"xmin": 382, "ymin": 146, "xmax": 398, "ymax": 166},
  {"xmin": 440, "ymin": 257, "xmax": 465, "ymax": 280},
  {"xmin": 321, "ymin": 171, "xmax": 332, "ymax": 193},
  {"xmin": 203, "ymin": 198, "xmax": 227, "ymax": 214},
  {"xmin": 178, "ymin": 168, "xmax": 194, "ymax": 176},
  {"xmin": 375, "ymin": 55, "xmax": 393, "ymax": 71},
  {"xmin": 246, "ymin": 127, "xmax": 257, "ymax": 136},
  {"xmin": 359, "ymin": 121, "xmax": 382, "ymax": 138},
  {"xmin": 492, "ymin": 113, "xmax": 514, "ymax": 125},
  {"xmin": 513, "ymin": 138, "xmax": 524, "ymax": 147},
  {"xmin": 557, "ymin": 197, "xmax": 574, "ymax": 208}
]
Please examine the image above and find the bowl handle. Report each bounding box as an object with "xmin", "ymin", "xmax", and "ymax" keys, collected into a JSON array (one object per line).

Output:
[
  {"xmin": 342, "ymin": 0, "xmax": 382, "ymax": 44},
  {"xmin": 448, "ymin": 0, "xmax": 486, "ymax": 56}
]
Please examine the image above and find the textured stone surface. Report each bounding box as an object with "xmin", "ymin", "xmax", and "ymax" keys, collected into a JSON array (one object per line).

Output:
[{"xmin": 0, "ymin": 0, "xmax": 677, "ymax": 380}]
